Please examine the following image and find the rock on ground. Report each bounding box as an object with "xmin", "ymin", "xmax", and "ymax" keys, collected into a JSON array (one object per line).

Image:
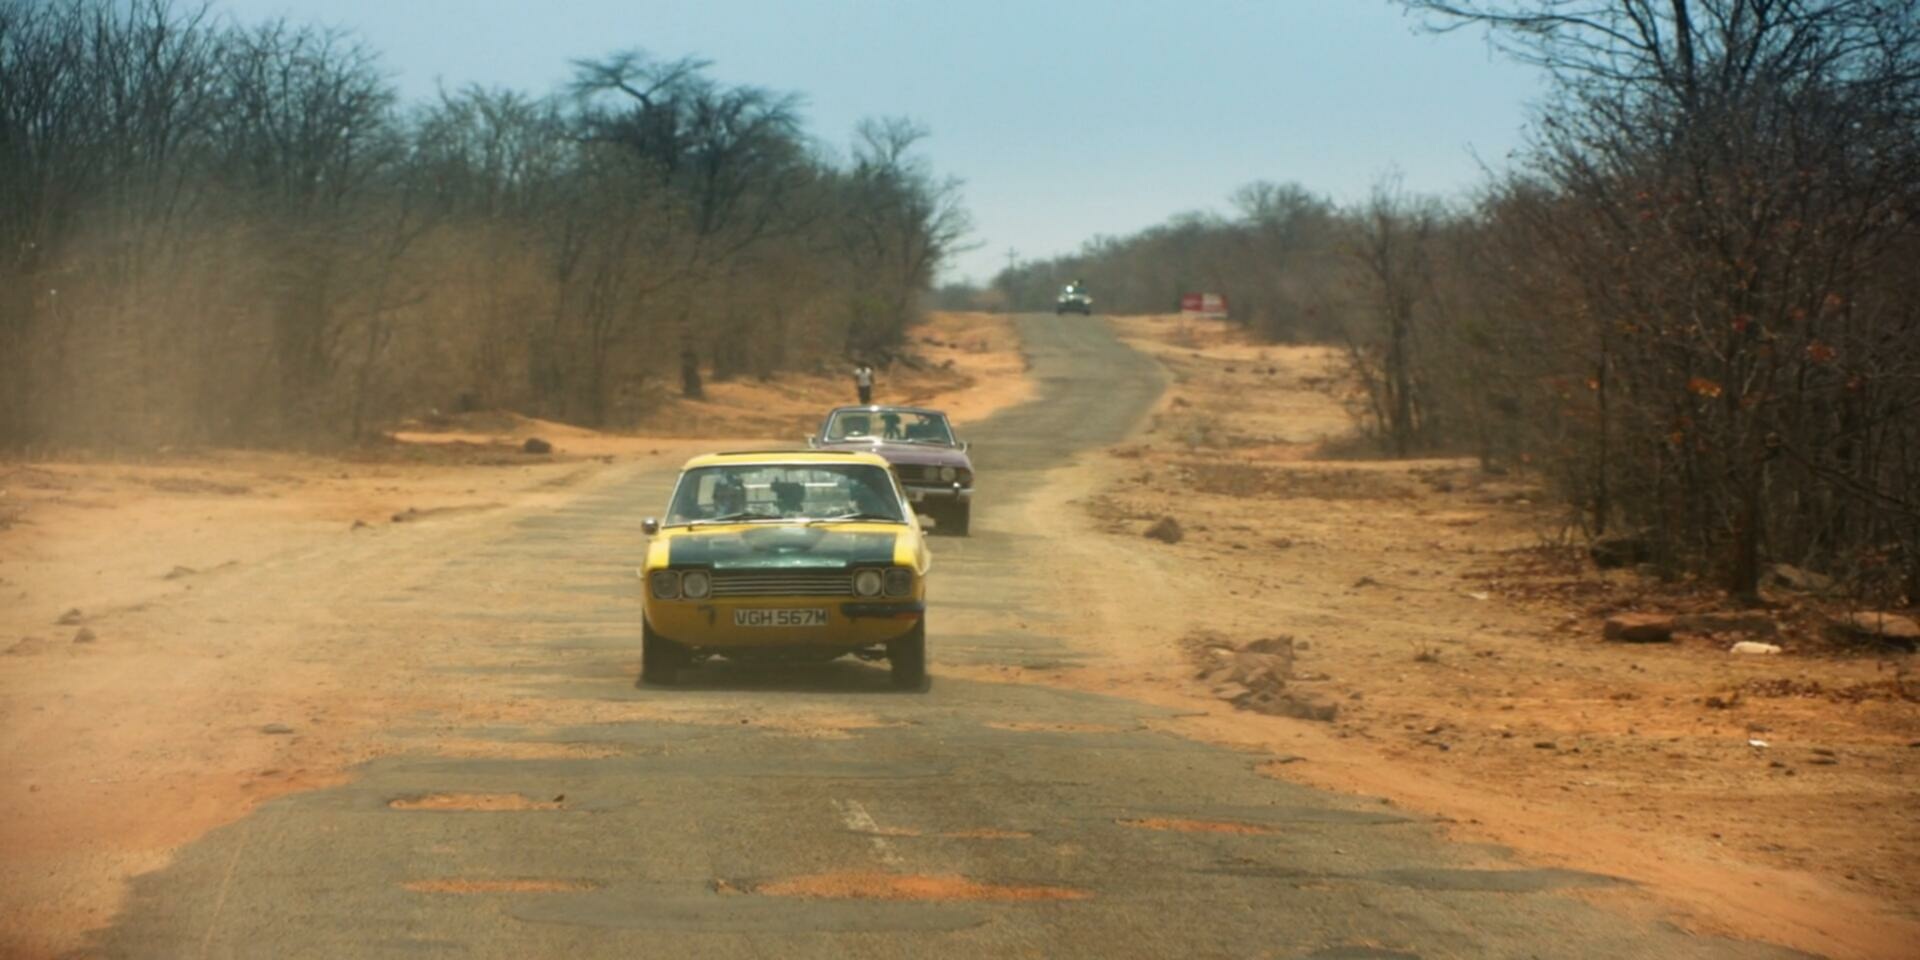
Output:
[
  {"xmin": 1673, "ymin": 611, "xmax": 1777, "ymax": 636},
  {"xmin": 1589, "ymin": 534, "xmax": 1651, "ymax": 568},
  {"xmin": 1766, "ymin": 564, "xmax": 1834, "ymax": 594},
  {"xmin": 1603, "ymin": 613, "xmax": 1674, "ymax": 643},
  {"xmin": 1188, "ymin": 633, "xmax": 1336, "ymax": 721},
  {"xmin": 1143, "ymin": 516, "xmax": 1183, "ymax": 544},
  {"xmin": 1832, "ymin": 611, "xmax": 1920, "ymax": 646}
]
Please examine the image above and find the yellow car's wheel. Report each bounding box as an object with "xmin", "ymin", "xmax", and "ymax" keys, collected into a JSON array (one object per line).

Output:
[
  {"xmin": 888, "ymin": 620, "xmax": 927, "ymax": 691},
  {"xmin": 641, "ymin": 618, "xmax": 686, "ymax": 686}
]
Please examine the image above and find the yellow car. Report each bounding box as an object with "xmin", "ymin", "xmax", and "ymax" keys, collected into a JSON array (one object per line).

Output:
[{"xmin": 638, "ymin": 450, "xmax": 932, "ymax": 689}]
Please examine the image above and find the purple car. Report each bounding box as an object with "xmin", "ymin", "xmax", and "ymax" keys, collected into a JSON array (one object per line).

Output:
[{"xmin": 808, "ymin": 405, "xmax": 974, "ymax": 535}]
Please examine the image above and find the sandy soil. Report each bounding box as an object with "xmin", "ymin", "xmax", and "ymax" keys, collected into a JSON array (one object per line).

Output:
[
  {"xmin": 952, "ymin": 314, "xmax": 1919, "ymax": 960},
  {"xmin": 0, "ymin": 312, "xmax": 1026, "ymax": 959},
  {"xmin": 598, "ymin": 310, "xmax": 1031, "ymax": 439}
]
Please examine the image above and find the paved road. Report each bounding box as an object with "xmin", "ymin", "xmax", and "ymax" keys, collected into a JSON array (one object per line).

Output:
[{"xmin": 95, "ymin": 317, "xmax": 1800, "ymax": 959}]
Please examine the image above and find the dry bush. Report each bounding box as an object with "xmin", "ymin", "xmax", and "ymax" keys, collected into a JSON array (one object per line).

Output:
[
  {"xmin": 1180, "ymin": 462, "xmax": 1416, "ymax": 501},
  {"xmin": 1403, "ymin": 0, "xmax": 1920, "ymax": 601},
  {"xmin": 0, "ymin": 0, "xmax": 967, "ymax": 450}
]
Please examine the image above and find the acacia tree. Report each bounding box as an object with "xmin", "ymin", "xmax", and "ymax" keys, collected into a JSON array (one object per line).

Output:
[
  {"xmin": 569, "ymin": 52, "xmax": 807, "ymax": 405},
  {"xmin": 407, "ymin": 87, "xmax": 569, "ymax": 412},
  {"xmin": 838, "ymin": 117, "xmax": 972, "ymax": 358},
  {"xmin": 209, "ymin": 18, "xmax": 398, "ymax": 437}
]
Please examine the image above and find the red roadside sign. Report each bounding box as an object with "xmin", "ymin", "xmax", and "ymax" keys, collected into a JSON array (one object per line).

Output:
[{"xmin": 1180, "ymin": 292, "xmax": 1228, "ymax": 316}]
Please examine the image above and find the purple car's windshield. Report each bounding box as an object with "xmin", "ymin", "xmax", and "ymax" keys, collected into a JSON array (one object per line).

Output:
[{"xmin": 825, "ymin": 410, "xmax": 955, "ymax": 445}]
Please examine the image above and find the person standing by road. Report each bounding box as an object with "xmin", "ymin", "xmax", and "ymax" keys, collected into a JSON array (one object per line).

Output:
[{"xmin": 854, "ymin": 362, "xmax": 875, "ymax": 404}]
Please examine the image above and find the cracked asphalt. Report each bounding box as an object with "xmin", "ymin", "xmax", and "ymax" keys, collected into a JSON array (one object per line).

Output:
[{"xmin": 91, "ymin": 317, "xmax": 1805, "ymax": 959}]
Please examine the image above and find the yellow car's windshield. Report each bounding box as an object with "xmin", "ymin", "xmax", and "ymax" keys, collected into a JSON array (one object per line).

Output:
[{"xmin": 665, "ymin": 463, "xmax": 906, "ymax": 525}]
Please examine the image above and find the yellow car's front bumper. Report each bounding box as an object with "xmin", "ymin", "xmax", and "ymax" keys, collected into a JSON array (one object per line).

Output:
[{"xmin": 643, "ymin": 596, "xmax": 923, "ymax": 649}]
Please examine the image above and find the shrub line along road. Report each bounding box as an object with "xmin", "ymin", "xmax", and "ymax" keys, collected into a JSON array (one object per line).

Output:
[{"xmin": 92, "ymin": 317, "xmax": 1802, "ymax": 959}]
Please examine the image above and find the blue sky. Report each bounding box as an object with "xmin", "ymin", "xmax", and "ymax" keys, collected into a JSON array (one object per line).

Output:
[{"xmin": 217, "ymin": 0, "xmax": 1544, "ymax": 283}]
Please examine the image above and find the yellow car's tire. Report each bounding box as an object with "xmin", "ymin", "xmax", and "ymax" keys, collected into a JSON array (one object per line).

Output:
[
  {"xmin": 641, "ymin": 619, "xmax": 685, "ymax": 686},
  {"xmin": 889, "ymin": 620, "xmax": 927, "ymax": 691}
]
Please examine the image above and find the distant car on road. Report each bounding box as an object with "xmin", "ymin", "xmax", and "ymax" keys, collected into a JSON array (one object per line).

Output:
[
  {"xmin": 638, "ymin": 450, "xmax": 931, "ymax": 689},
  {"xmin": 808, "ymin": 405, "xmax": 975, "ymax": 535},
  {"xmin": 1056, "ymin": 282, "xmax": 1093, "ymax": 315}
]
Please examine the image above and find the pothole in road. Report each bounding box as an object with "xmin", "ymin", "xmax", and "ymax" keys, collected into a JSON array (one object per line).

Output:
[
  {"xmin": 937, "ymin": 828, "xmax": 1034, "ymax": 840},
  {"xmin": 404, "ymin": 878, "xmax": 598, "ymax": 894},
  {"xmin": 421, "ymin": 739, "xmax": 623, "ymax": 760},
  {"xmin": 388, "ymin": 792, "xmax": 565, "ymax": 811},
  {"xmin": 985, "ymin": 721, "xmax": 1129, "ymax": 734},
  {"xmin": 1303, "ymin": 948, "xmax": 1422, "ymax": 960},
  {"xmin": 747, "ymin": 872, "xmax": 1089, "ymax": 902},
  {"xmin": 859, "ymin": 826, "xmax": 1035, "ymax": 840},
  {"xmin": 1118, "ymin": 817, "xmax": 1277, "ymax": 835}
]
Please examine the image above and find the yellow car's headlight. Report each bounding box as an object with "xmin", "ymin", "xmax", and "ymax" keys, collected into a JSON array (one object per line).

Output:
[
  {"xmin": 649, "ymin": 570, "xmax": 681, "ymax": 599},
  {"xmin": 853, "ymin": 568, "xmax": 884, "ymax": 597},
  {"xmin": 681, "ymin": 570, "xmax": 712, "ymax": 599},
  {"xmin": 883, "ymin": 567, "xmax": 914, "ymax": 597}
]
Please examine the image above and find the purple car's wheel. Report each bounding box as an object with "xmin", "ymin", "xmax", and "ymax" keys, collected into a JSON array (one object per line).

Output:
[{"xmin": 947, "ymin": 502, "xmax": 971, "ymax": 536}]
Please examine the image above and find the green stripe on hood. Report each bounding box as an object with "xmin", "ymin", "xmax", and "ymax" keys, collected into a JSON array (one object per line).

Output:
[{"xmin": 668, "ymin": 527, "xmax": 898, "ymax": 570}]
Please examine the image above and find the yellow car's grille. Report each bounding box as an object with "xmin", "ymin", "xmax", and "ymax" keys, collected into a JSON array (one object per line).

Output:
[{"xmin": 709, "ymin": 570, "xmax": 854, "ymax": 597}]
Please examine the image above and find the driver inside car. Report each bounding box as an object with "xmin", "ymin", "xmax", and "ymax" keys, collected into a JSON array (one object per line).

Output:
[
  {"xmin": 845, "ymin": 472, "xmax": 896, "ymax": 517},
  {"xmin": 770, "ymin": 477, "xmax": 807, "ymax": 515},
  {"xmin": 711, "ymin": 473, "xmax": 748, "ymax": 517}
]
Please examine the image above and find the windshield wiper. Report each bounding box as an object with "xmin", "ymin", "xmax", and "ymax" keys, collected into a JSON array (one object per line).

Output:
[
  {"xmin": 684, "ymin": 512, "xmax": 781, "ymax": 526},
  {"xmin": 807, "ymin": 512, "xmax": 904, "ymax": 525}
]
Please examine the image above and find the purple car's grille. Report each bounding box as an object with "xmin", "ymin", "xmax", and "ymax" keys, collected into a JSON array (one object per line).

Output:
[
  {"xmin": 709, "ymin": 570, "xmax": 853, "ymax": 598},
  {"xmin": 902, "ymin": 464, "xmax": 967, "ymax": 484}
]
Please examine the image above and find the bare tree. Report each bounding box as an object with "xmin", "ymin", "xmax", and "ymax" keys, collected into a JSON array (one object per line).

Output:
[
  {"xmin": 569, "ymin": 51, "xmax": 806, "ymax": 406},
  {"xmin": 1228, "ymin": 181, "xmax": 1338, "ymax": 340},
  {"xmin": 1402, "ymin": 0, "xmax": 1920, "ymax": 599},
  {"xmin": 840, "ymin": 116, "xmax": 972, "ymax": 357},
  {"xmin": 1, "ymin": 8, "xmax": 974, "ymax": 449},
  {"xmin": 1344, "ymin": 178, "xmax": 1448, "ymax": 457}
]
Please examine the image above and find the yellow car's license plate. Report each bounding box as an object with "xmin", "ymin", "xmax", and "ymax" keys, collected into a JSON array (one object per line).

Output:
[{"xmin": 733, "ymin": 608, "xmax": 828, "ymax": 627}]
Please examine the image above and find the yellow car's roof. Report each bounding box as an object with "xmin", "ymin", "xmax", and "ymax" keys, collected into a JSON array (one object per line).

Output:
[{"xmin": 681, "ymin": 449, "xmax": 892, "ymax": 469}]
